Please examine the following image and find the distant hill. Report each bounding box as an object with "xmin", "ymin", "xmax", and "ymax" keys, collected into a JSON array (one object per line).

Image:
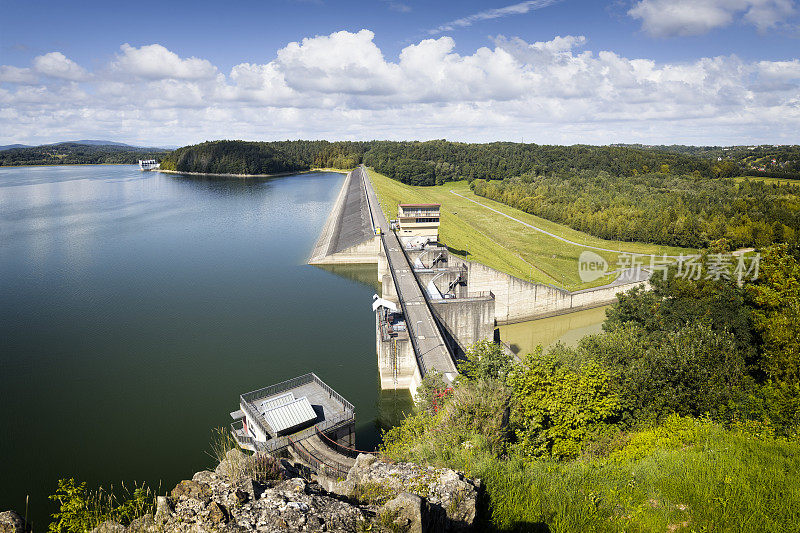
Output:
[
  {"xmin": 0, "ymin": 140, "xmax": 173, "ymax": 152},
  {"xmin": 0, "ymin": 142, "xmax": 170, "ymax": 166},
  {"xmin": 612, "ymin": 143, "xmax": 800, "ymax": 180}
]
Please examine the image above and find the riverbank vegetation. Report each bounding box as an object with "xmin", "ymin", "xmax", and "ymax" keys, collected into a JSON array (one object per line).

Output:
[
  {"xmin": 0, "ymin": 143, "xmax": 169, "ymax": 166},
  {"xmin": 368, "ymin": 169, "xmax": 694, "ymax": 290},
  {"xmin": 382, "ymin": 243, "xmax": 800, "ymax": 531}
]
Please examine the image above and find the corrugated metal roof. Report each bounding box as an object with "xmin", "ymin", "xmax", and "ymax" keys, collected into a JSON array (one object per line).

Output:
[
  {"xmin": 263, "ymin": 396, "xmax": 317, "ymax": 434},
  {"xmin": 258, "ymin": 392, "xmax": 295, "ymax": 414}
]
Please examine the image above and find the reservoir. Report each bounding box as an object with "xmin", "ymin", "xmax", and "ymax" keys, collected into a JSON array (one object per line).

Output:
[
  {"xmin": 0, "ymin": 164, "xmax": 608, "ymax": 527},
  {"xmin": 0, "ymin": 165, "xmax": 410, "ymax": 527}
]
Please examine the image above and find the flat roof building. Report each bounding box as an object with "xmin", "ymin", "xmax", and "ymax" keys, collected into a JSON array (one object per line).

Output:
[
  {"xmin": 396, "ymin": 203, "xmax": 440, "ymax": 246},
  {"xmin": 230, "ymin": 373, "xmax": 355, "ymax": 453}
]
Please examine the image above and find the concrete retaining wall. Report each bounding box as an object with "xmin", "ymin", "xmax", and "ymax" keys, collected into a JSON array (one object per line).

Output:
[
  {"xmin": 431, "ymin": 297, "xmax": 495, "ymax": 356},
  {"xmin": 464, "ymin": 259, "xmax": 648, "ymax": 324}
]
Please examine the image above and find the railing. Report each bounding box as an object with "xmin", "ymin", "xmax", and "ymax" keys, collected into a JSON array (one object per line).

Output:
[
  {"xmin": 230, "ymin": 421, "xmax": 255, "ymax": 449},
  {"xmin": 394, "ymin": 234, "xmax": 459, "ymax": 372},
  {"xmin": 380, "ymin": 233, "xmax": 429, "ymax": 376},
  {"xmin": 399, "ymin": 211, "xmax": 440, "ymax": 218},
  {"xmin": 237, "ymin": 372, "xmax": 356, "ymax": 453},
  {"xmin": 251, "ymin": 410, "xmax": 355, "ymax": 454},
  {"xmin": 289, "ymin": 437, "xmax": 351, "ymax": 480},
  {"xmin": 315, "ymin": 427, "xmax": 380, "ymax": 459}
]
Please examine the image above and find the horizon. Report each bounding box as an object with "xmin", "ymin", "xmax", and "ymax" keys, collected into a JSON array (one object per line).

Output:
[{"xmin": 2, "ymin": 0, "xmax": 799, "ymax": 146}]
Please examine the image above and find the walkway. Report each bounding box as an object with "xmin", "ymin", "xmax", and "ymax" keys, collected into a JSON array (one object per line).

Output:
[{"xmin": 360, "ymin": 166, "xmax": 458, "ymax": 381}]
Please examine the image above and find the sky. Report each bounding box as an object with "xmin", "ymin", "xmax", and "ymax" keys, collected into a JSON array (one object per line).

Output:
[{"xmin": 1, "ymin": 0, "xmax": 799, "ymax": 146}]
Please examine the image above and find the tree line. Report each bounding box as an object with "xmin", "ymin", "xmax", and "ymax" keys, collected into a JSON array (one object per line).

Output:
[
  {"xmin": 471, "ymin": 171, "xmax": 799, "ymax": 249},
  {"xmin": 0, "ymin": 143, "xmax": 169, "ymax": 166}
]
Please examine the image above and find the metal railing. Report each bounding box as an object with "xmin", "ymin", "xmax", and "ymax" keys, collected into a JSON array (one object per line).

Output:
[
  {"xmin": 397, "ymin": 210, "xmax": 439, "ymax": 218},
  {"xmin": 289, "ymin": 437, "xmax": 351, "ymax": 480},
  {"xmin": 315, "ymin": 426, "xmax": 380, "ymax": 459},
  {"xmin": 380, "ymin": 233, "xmax": 429, "ymax": 376},
  {"xmin": 238, "ymin": 372, "xmax": 356, "ymax": 453},
  {"xmin": 250, "ymin": 410, "xmax": 355, "ymax": 453},
  {"xmin": 394, "ymin": 234, "xmax": 459, "ymax": 372},
  {"xmin": 230, "ymin": 420, "xmax": 255, "ymax": 449}
]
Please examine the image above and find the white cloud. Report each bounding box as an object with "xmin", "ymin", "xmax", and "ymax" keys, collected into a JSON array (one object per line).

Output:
[
  {"xmin": 629, "ymin": 0, "xmax": 797, "ymax": 37},
  {"xmin": 0, "ymin": 65, "xmax": 37, "ymax": 84},
  {"xmin": 0, "ymin": 31, "xmax": 798, "ymax": 146},
  {"xmin": 112, "ymin": 43, "xmax": 218, "ymax": 80},
  {"xmin": 429, "ymin": 0, "xmax": 562, "ymax": 34},
  {"xmin": 32, "ymin": 52, "xmax": 87, "ymax": 81}
]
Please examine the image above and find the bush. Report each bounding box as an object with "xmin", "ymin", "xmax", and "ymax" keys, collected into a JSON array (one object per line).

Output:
[
  {"xmin": 509, "ymin": 352, "xmax": 621, "ymax": 458},
  {"xmin": 48, "ymin": 479, "xmax": 155, "ymax": 533}
]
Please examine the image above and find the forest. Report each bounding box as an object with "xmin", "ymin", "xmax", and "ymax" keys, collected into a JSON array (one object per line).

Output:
[
  {"xmin": 618, "ymin": 143, "xmax": 800, "ymax": 179},
  {"xmin": 471, "ymin": 171, "xmax": 800, "ymax": 249},
  {"xmin": 158, "ymin": 139, "xmax": 714, "ymax": 182},
  {"xmin": 0, "ymin": 142, "xmax": 169, "ymax": 166},
  {"xmin": 158, "ymin": 140, "xmax": 367, "ymax": 174},
  {"xmin": 382, "ymin": 243, "xmax": 800, "ymax": 531}
]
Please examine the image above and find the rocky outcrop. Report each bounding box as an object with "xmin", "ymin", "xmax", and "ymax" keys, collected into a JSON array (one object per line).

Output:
[
  {"xmin": 66, "ymin": 451, "xmax": 480, "ymax": 533},
  {"xmin": 0, "ymin": 511, "xmax": 29, "ymax": 533}
]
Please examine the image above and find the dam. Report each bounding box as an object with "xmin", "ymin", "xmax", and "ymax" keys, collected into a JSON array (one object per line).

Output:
[{"xmin": 309, "ymin": 166, "xmax": 648, "ymax": 396}]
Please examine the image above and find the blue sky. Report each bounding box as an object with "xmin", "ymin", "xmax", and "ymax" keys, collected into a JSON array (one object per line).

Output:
[{"xmin": 1, "ymin": 0, "xmax": 799, "ymax": 145}]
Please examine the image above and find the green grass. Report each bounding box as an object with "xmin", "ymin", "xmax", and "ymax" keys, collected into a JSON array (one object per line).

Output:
[
  {"xmin": 383, "ymin": 411, "xmax": 800, "ymax": 532},
  {"xmin": 367, "ymin": 169, "xmax": 696, "ymax": 290},
  {"xmin": 475, "ymin": 430, "xmax": 800, "ymax": 532}
]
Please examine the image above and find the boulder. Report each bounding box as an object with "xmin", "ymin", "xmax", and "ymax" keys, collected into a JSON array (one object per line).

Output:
[
  {"xmin": 207, "ymin": 501, "xmax": 229, "ymax": 525},
  {"xmin": 90, "ymin": 520, "xmax": 125, "ymax": 533},
  {"xmin": 383, "ymin": 493, "xmax": 426, "ymax": 533},
  {"xmin": 154, "ymin": 496, "xmax": 174, "ymax": 523},
  {"xmin": 170, "ymin": 479, "xmax": 211, "ymax": 504},
  {"xmin": 0, "ymin": 511, "xmax": 27, "ymax": 533}
]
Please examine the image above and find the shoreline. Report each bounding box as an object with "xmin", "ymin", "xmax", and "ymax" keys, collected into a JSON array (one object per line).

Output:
[{"xmin": 158, "ymin": 168, "xmax": 349, "ymax": 178}]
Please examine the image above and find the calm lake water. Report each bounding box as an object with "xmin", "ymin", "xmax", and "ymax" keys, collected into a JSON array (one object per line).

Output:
[{"xmin": 0, "ymin": 165, "xmax": 412, "ymax": 527}]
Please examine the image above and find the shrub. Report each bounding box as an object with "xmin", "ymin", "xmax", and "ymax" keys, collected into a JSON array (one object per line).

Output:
[
  {"xmin": 509, "ymin": 352, "xmax": 621, "ymax": 458},
  {"xmin": 48, "ymin": 479, "xmax": 155, "ymax": 533}
]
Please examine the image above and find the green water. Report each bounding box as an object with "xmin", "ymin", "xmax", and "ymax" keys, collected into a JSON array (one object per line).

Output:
[
  {"xmin": 499, "ymin": 306, "xmax": 610, "ymax": 358},
  {"xmin": 0, "ymin": 165, "xmax": 412, "ymax": 527}
]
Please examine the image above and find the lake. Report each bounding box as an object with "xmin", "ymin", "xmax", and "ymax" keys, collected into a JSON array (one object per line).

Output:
[
  {"xmin": 0, "ymin": 165, "xmax": 411, "ymax": 528},
  {"xmin": 0, "ymin": 164, "xmax": 607, "ymax": 528}
]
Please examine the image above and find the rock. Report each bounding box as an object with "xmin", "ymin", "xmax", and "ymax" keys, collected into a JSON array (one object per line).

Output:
[
  {"xmin": 234, "ymin": 488, "xmax": 250, "ymax": 504},
  {"xmin": 383, "ymin": 493, "xmax": 426, "ymax": 533},
  {"xmin": 151, "ymin": 453, "xmax": 478, "ymax": 532},
  {"xmin": 170, "ymin": 479, "xmax": 211, "ymax": 504},
  {"xmin": 192, "ymin": 470, "xmax": 217, "ymax": 485},
  {"xmin": 215, "ymin": 448, "xmax": 248, "ymax": 479},
  {"xmin": 207, "ymin": 501, "xmax": 229, "ymax": 525},
  {"xmin": 343, "ymin": 457, "xmax": 480, "ymax": 531},
  {"xmin": 154, "ymin": 496, "xmax": 174, "ymax": 523},
  {"xmin": 127, "ymin": 514, "xmax": 157, "ymax": 532},
  {"xmin": 0, "ymin": 511, "xmax": 27, "ymax": 533},
  {"xmin": 90, "ymin": 520, "xmax": 125, "ymax": 533}
]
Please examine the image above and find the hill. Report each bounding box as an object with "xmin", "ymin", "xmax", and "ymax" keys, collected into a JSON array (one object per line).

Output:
[{"xmin": 0, "ymin": 142, "xmax": 170, "ymax": 166}]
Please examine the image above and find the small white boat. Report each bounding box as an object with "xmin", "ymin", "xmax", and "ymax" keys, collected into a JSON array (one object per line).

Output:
[{"xmin": 138, "ymin": 159, "xmax": 160, "ymax": 171}]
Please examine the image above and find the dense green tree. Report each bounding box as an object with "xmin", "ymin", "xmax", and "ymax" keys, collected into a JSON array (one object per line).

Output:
[{"xmin": 747, "ymin": 244, "xmax": 800, "ymax": 385}]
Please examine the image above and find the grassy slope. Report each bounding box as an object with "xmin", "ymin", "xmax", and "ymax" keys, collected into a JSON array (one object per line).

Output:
[
  {"xmin": 477, "ymin": 429, "xmax": 799, "ymax": 532},
  {"xmin": 368, "ymin": 169, "xmax": 696, "ymax": 290},
  {"xmin": 383, "ymin": 413, "xmax": 800, "ymax": 532}
]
